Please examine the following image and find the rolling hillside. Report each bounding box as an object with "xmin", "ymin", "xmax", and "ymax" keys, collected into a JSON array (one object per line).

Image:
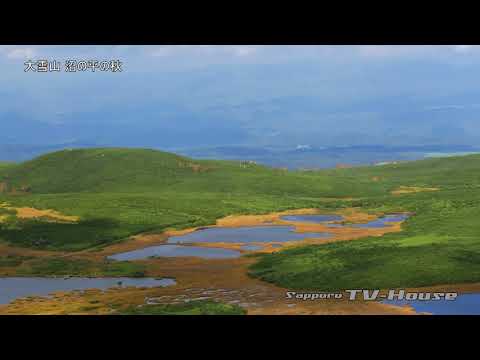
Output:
[
  {"xmin": 251, "ymin": 155, "xmax": 480, "ymax": 290},
  {"xmin": 0, "ymin": 148, "xmax": 355, "ymax": 250},
  {"xmin": 1, "ymin": 147, "xmax": 480, "ymax": 292},
  {"xmin": 0, "ymin": 148, "xmax": 383, "ymax": 198},
  {"xmin": 4, "ymin": 147, "xmax": 476, "ymax": 197}
]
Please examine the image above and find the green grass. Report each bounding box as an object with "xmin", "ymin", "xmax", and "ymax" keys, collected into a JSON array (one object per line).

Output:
[
  {"xmin": 0, "ymin": 148, "xmax": 371, "ymax": 251},
  {"xmin": 0, "ymin": 207, "xmax": 15, "ymax": 216},
  {"xmin": 250, "ymin": 155, "xmax": 480, "ymax": 290},
  {"xmin": 2, "ymin": 148, "xmax": 480, "ymax": 290},
  {"xmin": 0, "ymin": 161, "xmax": 15, "ymax": 171},
  {"xmin": 117, "ymin": 300, "xmax": 246, "ymax": 315}
]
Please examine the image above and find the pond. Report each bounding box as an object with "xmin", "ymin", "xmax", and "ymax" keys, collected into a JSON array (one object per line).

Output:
[
  {"xmin": 108, "ymin": 245, "xmax": 241, "ymax": 261},
  {"xmin": 0, "ymin": 277, "xmax": 176, "ymax": 305},
  {"xmin": 349, "ymin": 214, "xmax": 410, "ymax": 229},
  {"xmin": 110, "ymin": 225, "xmax": 331, "ymax": 261},
  {"xmin": 109, "ymin": 213, "xmax": 409, "ymax": 261},
  {"xmin": 167, "ymin": 225, "xmax": 331, "ymax": 244},
  {"xmin": 383, "ymin": 293, "xmax": 480, "ymax": 315},
  {"xmin": 240, "ymin": 245, "xmax": 263, "ymax": 251},
  {"xmin": 280, "ymin": 214, "xmax": 344, "ymax": 223},
  {"xmin": 281, "ymin": 213, "xmax": 409, "ymax": 229}
]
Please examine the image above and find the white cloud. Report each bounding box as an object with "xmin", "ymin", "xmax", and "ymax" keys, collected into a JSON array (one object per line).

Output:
[
  {"xmin": 1, "ymin": 45, "xmax": 480, "ymax": 72},
  {"xmin": 0, "ymin": 46, "xmax": 36, "ymax": 59},
  {"xmin": 149, "ymin": 45, "xmax": 177, "ymax": 57},
  {"xmin": 229, "ymin": 45, "xmax": 258, "ymax": 57},
  {"xmin": 6, "ymin": 47, "xmax": 36, "ymax": 59},
  {"xmin": 148, "ymin": 45, "xmax": 259, "ymax": 58},
  {"xmin": 453, "ymin": 45, "xmax": 476, "ymax": 53},
  {"xmin": 357, "ymin": 45, "xmax": 436, "ymax": 58}
]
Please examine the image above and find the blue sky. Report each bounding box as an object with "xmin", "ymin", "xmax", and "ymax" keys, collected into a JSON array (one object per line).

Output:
[
  {"xmin": 1, "ymin": 45, "xmax": 480, "ymax": 149},
  {"xmin": 1, "ymin": 45, "xmax": 479, "ymax": 67}
]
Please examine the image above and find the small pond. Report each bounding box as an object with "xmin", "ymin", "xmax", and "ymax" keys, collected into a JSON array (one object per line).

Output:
[
  {"xmin": 167, "ymin": 225, "xmax": 331, "ymax": 244},
  {"xmin": 109, "ymin": 244, "xmax": 241, "ymax": 261},
  {"xmin": 280, "ymin": 214, "xmax": 344, "ymax": 223},
  {"xmin": 383, "ymin": 293, "xmax": 480, "ymax": 315},
  {"xmin": 282, "ymin": 213, "xmax": 409, "ymax": 229},
  {"xmin": 240, "ymin": 245, "xmax": 263, "ymax": 251},
  {"xmin": 349, "ymin": 214, "xmax": 409, "ymax": 228},
  {"xmin": 109, "ymin": 213, "xmax": 409, "ymax": 261},
  {"xmin": 0, "ymin": 277, "xmax": 176, "ymax": 305},
  {"xmin": 110, "ymin": 226, "xmax": 330, "ymax": 261}
]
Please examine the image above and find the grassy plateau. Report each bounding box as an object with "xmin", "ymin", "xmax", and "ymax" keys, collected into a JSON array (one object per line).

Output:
[{"xmin": 1, "ymin": 148, "xmax": 480, "ymax": 291}]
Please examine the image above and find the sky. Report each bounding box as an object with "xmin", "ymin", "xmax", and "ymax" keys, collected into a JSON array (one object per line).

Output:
[
  {"xmin": 1, "ymin": 45, "xmax": 479, "ymax": 69},
  {"xmin": 2, "ymin": 45, "xmax": 480, "ymax": 104},
  {"xmin": 1, "ymin": 45, "xmax": 480, "ymax": 150}
]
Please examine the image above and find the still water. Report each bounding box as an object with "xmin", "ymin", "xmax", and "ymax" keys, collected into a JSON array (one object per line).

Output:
[
  {"xmin": 280, "ymin": 214, "xmax": 344, "ymax": 223},
  {"xmin": 109, "ymin": 244, "xmax": 241, "ymax": 261},
  {"xmin": 350, "ymin": 214, "xmax": 410, "ymax": 229},
  {"xmin": 0, "ymin": 277, "xmax": 176, "ymax": 305},
  {"xmin": 110, "ymin": 225, "xmax": 331, "ymax": 260},
  {"xmin": 110, "ymin": 213, "xmax": 409, "ymax": 261},
  {"xmin": 383, "ymin": 293, "xmax": 480, "ymax": 315},
  {"xmin": 281, "ymin": 213, "xmax": 409, "ymax": 229},
  {"xmin": 168, "ymin": 225, "xmax": 331, "ymax": 244}
]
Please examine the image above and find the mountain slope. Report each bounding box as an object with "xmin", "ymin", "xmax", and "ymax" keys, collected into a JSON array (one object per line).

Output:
[
  {"xmin": 1, "ymin": 148, "xmax": 480, "ymax": 255},
  {"xmin": 0, "ymin": 148, "xmax": 347, "ymax": 197},
  {"xmin": 0, "ymin": 148, "xmax": 229, "ymax": 194},
  {"xmin": 3, "ymin": 147, "xmax": 480, "ymax": 198},
  {"xmin": 0, "ymin": 148, "xmax": 345, "ymax": 250}
]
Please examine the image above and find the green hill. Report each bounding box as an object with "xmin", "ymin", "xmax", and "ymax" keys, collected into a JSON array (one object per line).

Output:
[
  {"xmin": 3, "ymin": 148, "xmax": 480, "ymax": 291},
  {"xmin": 5, "ymin": 147, "xmax": 476, "ymax": 198},
  {"xmin": 0, "ymin": 148, "xmax": 351, "ymax": 250},
  {"xmin": 0, "ymin": 148, "xmax": 339, "ymax": 196},
  {"xmin": 0, "ymin": 148, "xmax": 228, "ymax": 194},
  {"xmin": 251, "ymin": 155, "xmax": 480, "ymax": 290},
  {"xmin": 0, "ymin": 161, "xmax": 14, "ymax": 168}
]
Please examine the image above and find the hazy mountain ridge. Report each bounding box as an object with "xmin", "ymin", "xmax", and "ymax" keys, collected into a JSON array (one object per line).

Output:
[{"xmin": 3, "ymin": 61, "xmax": 480, "ymax": 151}]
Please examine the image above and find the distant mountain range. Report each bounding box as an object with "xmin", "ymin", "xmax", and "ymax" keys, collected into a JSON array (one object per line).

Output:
[
  {"xmin": 4, "ymin": 94, "xmax": 480, "ymax": 149},
  {"xmin": 176, "ymin": 144, "xmax": 480, "ymax": 169},
  {"xmin": 3, "ymin": 61, "xmax": 480, "ymax": 165},
  {"xmin": 2, "ymin": 143, "xmax": 478, "ymax": 170}
]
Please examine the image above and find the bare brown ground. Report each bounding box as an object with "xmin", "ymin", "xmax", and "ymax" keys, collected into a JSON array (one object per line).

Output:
[
  {"xmin": 0, "ymin": 202, "xmax": 79, "ymax": 223},
  {"xmin": 0, "ymin": 255, "xmax": 417, "ymax": 315},
  {"xmin": 0, "ymin": 242, "xmax": 60, "ymax": 259},
  {"xmin": 391, "ymin": 186, "xmax": 439, "ymax": 195},
  {"xmin": 14, "ymin": 207, "xmax": 79, "ymax": 222},
  {"xmin": 0, "ymin": 242, "xmax": 65, "ymax": 276}
]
